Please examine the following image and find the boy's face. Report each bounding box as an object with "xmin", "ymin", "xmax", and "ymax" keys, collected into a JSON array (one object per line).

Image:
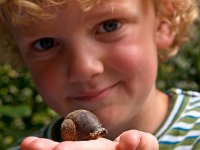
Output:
[{"xmin": 13, "ymin": 0, "xmax": 161, "ymax": 131}]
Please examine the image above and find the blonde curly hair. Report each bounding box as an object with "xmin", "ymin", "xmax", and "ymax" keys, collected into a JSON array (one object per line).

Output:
[{"xmin": 0, "ymin": 0, "xmax": 199, "ymax": 67}]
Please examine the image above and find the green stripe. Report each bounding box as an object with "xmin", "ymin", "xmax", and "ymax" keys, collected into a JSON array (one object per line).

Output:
[
  {"xmin": 159, "ymin": 144, "xmax": 175, "ymax": 150},
  {"xmin": 186, "ymin": 107, "xmax": 200, "ymax": 112},
  {"xmin": 179, "ymin": 117, "xmax": 197, "ymax": 123},
  {"xmin": 168, "ymin": 129, "xmax": 187, "ymax": 136},
  {"xmin": 180, "ymin": 138, "xmax": 197, "ymax": 145},
  {"xmin": 192, "ymin": 124, "xmax": 200, "ymax": 130}
]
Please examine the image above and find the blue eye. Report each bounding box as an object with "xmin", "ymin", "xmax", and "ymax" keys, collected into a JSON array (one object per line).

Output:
[
  {"xmin": 98, "ymin": 19, "xmax": 122, "ymax": 33},
  {"xmin": 33, "ymin": 38, "xmax": 57, "ymax": 50}
]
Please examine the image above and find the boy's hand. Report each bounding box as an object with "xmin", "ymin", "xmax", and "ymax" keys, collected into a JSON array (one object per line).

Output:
[
  {"xmin": 21, "ymin": 130, "xmax": 158, "ymax": 150},
  {"xmin": 21, "ymin": 137, "xmax": 118, "ymax": 150},
  {"xmin": 116, "ymin": 130, "xmax": 159, "ymax": 150}
]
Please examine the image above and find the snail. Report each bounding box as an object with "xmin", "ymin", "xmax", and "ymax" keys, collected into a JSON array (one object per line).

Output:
[{"xmin": 60, "ymin": 109, "xmax": 108, "ymax": 141}]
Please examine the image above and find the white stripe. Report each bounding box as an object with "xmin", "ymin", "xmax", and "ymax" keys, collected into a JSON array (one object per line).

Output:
[
  {"xmin": 196, "ymin": 117, "xmax": 200, "ymax": 124},
  {"xmin": 159, "ymin": 130, "xmax": 200, "ymax": 143},
  {"xmin": 174, "ymin": 145, "xmax": 193, "ymax": 150},
  {"xmin": 172, "ymin": 122, "xmax": 194, "ymax": 130},
  {"xmin": 160, "ymin": 135, "xmax": 184, "ymax": 143},
  {"xmin": 155, "ymin": 95, "xmax": 184, "ymax": 138},
  {"xmin": 175, "ymin": 89, "xmax": 183, "ymax": 94},
  {"xmin": 187, "ymin": 130, "xmax": 200, "ymax": 136},
  {"xmin": 187, "ymin": 103, "xmax": 200, "ymax": 110},
  {"xmin": 186, "ymin": 130, "xmax": 200, "ymax": 137},
  {"xmin": 190, "ymin": 97, "xmax": 200, "ymax": 103},
  {"xmin": 180, "ymin": 111, "xmax": 200, "ymax": 118},
  {"xmin": 172, "ymin": 118, "xmax": 200, "ymax": 130},
  {"xmin": 187, "ymin": 91, "xmax": 200, "ymax": 97}
]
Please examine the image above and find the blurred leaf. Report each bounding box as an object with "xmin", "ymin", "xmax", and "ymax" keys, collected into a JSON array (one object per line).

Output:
[{"xmin": 0, "ymin": 105, "xmax": 32, "ymax": 118}]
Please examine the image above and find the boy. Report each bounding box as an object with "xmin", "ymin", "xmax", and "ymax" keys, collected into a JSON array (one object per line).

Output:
[{"xmin": 0, "ymin": 0, "xmax": 199, "ymax": 149}]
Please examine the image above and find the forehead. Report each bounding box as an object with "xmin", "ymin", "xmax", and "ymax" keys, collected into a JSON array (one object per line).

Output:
[
  {"xmin": 74, "ymin": 0, "xmax": 150, "ymax": 12},
  {"xmin": 8, "ymin": 0, "xmax": 150, "ymax": 26},
  {"xmin": 12, "ymin": 0, "xmax": 152, "ymax": 36}
]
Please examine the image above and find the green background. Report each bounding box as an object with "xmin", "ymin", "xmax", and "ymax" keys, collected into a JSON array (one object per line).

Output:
[{"xmin": 0, "ymin": 27, "xmax": 200, "ymax": 149}]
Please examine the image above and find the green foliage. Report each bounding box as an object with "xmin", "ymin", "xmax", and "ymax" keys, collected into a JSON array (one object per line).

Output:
[
  {"xmin": 157, "ymin": 26, "xmax": 200, "ymax": 91},
  {"xmin": 0, "ymin": 26, "xmax": 199, "ymax": 150},
  {"xmin": 0, "ymin": 65, "xmax": 57, "ymax": 150}
]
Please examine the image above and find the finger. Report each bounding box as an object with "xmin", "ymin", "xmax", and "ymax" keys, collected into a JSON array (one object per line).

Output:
[
  {"xmin": 136, "ymin": 131, "xmax": 158, "ymax": 150},
  {"xmin": 118, "ymin": 130, "xmax": 158, "ymax": 150},
  {"xmin": 115, "ymin": 136, "xmax": 120, "ymax": 142},
  {"xmin": 117, "ymin": 130, "xmax": 140, "ymax": 150},
  {"xmin": 21, "ymin": 137, "xmax": 39, "ymax": 150},
  {"xmin": 54, "ymin": 138, "xmax": 119, "ymax": 150},
  {"xmin": 21, "ymin": 137, "xmax": 59, "ymax": 150}
]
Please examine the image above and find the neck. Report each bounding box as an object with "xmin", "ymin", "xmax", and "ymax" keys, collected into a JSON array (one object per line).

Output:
[{"xmin": 132, "ymin": 88, "xmax": 169, "ymax": 133}]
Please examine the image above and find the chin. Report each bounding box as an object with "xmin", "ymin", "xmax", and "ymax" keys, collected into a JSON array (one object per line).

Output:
[{"xmin": 96, "ymin": 108, "xmax": 126, "ymax": 129}]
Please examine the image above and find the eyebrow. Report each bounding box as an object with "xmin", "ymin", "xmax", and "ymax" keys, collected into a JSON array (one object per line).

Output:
[{"xmin": 84, "ymin": 2, "xmax": 138, "ymax": 21}]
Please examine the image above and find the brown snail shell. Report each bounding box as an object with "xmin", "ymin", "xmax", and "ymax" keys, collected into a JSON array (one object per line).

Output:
[{"xmin": 61, "ymin": 109, "xmax": 108, "ymax": 141}]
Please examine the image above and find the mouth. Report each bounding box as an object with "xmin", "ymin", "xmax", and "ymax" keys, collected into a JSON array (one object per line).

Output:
[{"xmin": 70, "ymin": 82, "xmax": 119, "ymax": 102}]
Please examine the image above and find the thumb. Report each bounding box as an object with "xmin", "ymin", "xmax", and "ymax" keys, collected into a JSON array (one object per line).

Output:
[{"xmin": 116, "ymin": 130, "xmax": 159, "ymax": 150}]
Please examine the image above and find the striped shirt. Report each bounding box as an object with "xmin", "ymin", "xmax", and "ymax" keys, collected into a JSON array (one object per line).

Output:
[
  {"xmin": 9, "ymin": 88, "xmax": 200, "ymax": 150},
  {"xmin": 156, "ymin": 88, "xmax": 200, "ymax": 150}
]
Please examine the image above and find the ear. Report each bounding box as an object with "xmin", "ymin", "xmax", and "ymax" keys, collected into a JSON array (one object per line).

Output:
[{"xmin": 156, "ymin": 19, "xmax": 175, "ymax": 50}]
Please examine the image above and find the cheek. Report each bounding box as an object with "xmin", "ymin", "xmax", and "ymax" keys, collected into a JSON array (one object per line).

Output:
[
  {"xmin": 28, "ymin": 64, "xmax": 68, "ymax": 110},
  {"xmin": 32, "ymin": 73, "xmax": 74, "ymax": 115},
  {"xmin": 107, "ymin": 43, "xmax": 158, "ymax": 81}
]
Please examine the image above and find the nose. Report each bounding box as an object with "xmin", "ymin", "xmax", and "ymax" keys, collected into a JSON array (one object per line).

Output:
[{"xmin": 66, "ymin": 44, "xmax": 104, "ymax": 82}]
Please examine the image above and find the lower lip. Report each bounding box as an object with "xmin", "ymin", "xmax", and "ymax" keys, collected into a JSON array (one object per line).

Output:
[{"xmin": 71, "ymin": 83, "xmax": 119, "ymax": 103}]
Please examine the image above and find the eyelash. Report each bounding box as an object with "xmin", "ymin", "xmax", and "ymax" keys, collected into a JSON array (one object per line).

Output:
[
  {"xmin": 96, "ymin": 19, "xmax": 122, "ymax": 34},
  {"xmin": 33, "ymin": 37, "xmax": 58, "ymax": 51}
]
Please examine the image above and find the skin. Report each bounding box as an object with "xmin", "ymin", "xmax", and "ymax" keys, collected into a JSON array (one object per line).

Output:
[
  {"xmin": 11, "ymin": 0, "xmax": 174, "ymax": 149},
  {"xmin": 21, "ymin": 131, "xmax": 159, "ymax": 150}
]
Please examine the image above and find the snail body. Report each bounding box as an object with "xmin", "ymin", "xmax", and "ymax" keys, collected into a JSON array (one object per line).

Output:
[{"xmin": 61, "ymin": 109, "xmax": 108, "ymax": 141}]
